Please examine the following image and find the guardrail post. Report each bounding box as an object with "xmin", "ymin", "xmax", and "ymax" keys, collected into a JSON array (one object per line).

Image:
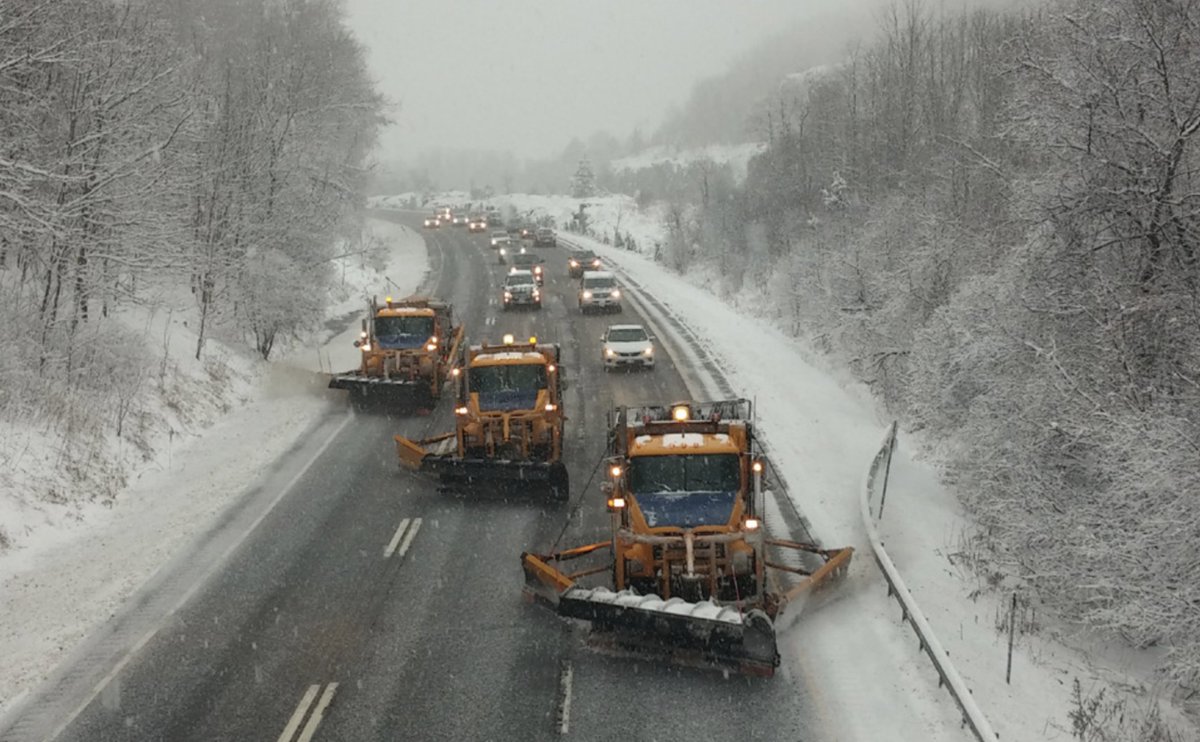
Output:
[{"xmin": 877, "ymin": 420, "xmax": 898, "ymax": 518}]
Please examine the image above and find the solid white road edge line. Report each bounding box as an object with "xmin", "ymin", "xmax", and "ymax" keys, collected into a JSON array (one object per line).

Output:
[
  {"xmin": 278, "ymin": 684, "xmax": 321, "ymax": 742},
  {"xmin": 296, "ymin": 683, "xmax": 339, "ymax": 742},
  {"xmin": 395, "ymin": 517, "xmax": 422, "ymax": 560},
  {"xmin": 383, "ymin": 518, "xmax": 412, "ymax": 559},
  {"xmin": 46, "ymin": 412, "xmax": 355, "ymax": 742},
  {"xmin": 557, "ymin": 661, "xmax": 574, "ymax": 735}
]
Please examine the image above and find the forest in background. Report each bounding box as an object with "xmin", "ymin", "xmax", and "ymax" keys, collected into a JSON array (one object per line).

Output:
[{"xmin": 0, "ymin": 0, "xmax": 383, "ymax": 518}]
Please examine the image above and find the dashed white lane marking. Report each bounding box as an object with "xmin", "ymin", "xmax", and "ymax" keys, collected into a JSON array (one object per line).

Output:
[
  {"xmin": 278, "ymin": 684, "xmax": 320, "ymax": 742},
  {"xmin": 395, "ymin": 517, "xmax": 422, "ymax": 560},
  {"xmin": 485, "ymin": 316, "xmax": 496, "ymax": 326},
  {"xmin": 557, "ymin": 661, "xmax": 574, "ymax": 735},
  {"xmin": 382, "ymin": 518, "xmax": 412, "ymax": 558},
  {"xmin": 296, "ymin": 682, "xmax": 339, "ymax": 742},
  {"xmin": 45, "ymin": 413, "xmax": 355, "ymax": 742}
]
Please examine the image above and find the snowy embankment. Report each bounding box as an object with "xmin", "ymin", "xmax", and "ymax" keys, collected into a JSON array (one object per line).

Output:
[
  {"xmin": 557, "ymin": 229, "xmax": 1198, "ymax": 740},
  {"xmin": 610, "ymin": 142, "xmax": 767, "ymax": 182},
  {"xmin": 0, "ymin": 218, "xmax": 427, "ymax": 720}
]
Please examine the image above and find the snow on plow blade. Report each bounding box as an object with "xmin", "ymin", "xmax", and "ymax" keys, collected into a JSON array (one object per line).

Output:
[{"xmin": 559, "ymin": 587, "xmax": 780, "ymax": 676}]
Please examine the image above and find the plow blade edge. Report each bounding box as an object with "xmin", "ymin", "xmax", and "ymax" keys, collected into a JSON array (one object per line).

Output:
[{"xmin": 559, "ymin": 587, "xmax": 780, "ymax": 676}]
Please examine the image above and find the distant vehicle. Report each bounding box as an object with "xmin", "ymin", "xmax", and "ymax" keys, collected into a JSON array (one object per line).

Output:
[
  {"xmin": 503, "ymin": 270, "xmax": 542, "ymax": 310},
  {"xmin": 452, "ymin": 213, "xmax": 468, "ymax": 226},
  {"xmin": 490, "ymin": 230, "xmax": 511, "ymax": 249},
  {"xmin": 519, "ymin": 224, "xmax": 536, "ymax": 240},
  {"xmin": 434, "ymin": 205, "xmax": 452, "ymax": 223},
  {"xmin": 507, "ymin": 224, "xmax": 522, "ymax": 237},
  {"xmin": 468, "ymin": 214, "xmax": 488, "ymax": 232},
  {"xmin": 600, "ymin": 324, "xmax": 655, "ymax": 371},
  {"xmin": 567, "ymin": 250, "xmax": 600, "ymax": 278},
  {"xmin": 423, "ymin": 216, "xmax": 440, "ymax": 229},
  {"xmin": 487, "ymin": 211, "xmax": 504, "ymax": 228},
  {"xmin": 533, "ymin": 227, "xmax": 556, "ymax": 247},
  {"xmin": 508, "ymin": 252, "xmax": 545, "ymax": 285},
  {"xmin": 578, "ymin": 270, "xmax": 621, "ymax": 313}
]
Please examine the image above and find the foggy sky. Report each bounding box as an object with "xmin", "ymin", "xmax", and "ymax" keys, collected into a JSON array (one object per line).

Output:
[{"xmin": 343, "ymin": 0, "xmax": 858, "ymax": 161}]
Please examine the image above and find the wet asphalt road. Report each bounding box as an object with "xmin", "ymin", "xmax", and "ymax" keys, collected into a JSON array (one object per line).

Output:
[{"xmin": 7, "ymin": 213, "xmax": 819, "ymax": 741}]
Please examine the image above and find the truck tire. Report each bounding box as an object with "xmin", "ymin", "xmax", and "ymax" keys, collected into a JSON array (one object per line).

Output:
[{"xmin": 548, "ymin": 462, "xmax": 570, "ymax": 502}]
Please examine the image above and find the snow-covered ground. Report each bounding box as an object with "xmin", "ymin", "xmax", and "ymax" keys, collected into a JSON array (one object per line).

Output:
[
  {"xmin": 0, "ymin": 218, "xmax": 426, "ymax": 720},
  {"xmin": 557, "ymin": 229, "xmax": 1199, "ymax": 740},
  {"xmin": 610, "ymin": 142, "xmax": 767, "ymax": 182}
]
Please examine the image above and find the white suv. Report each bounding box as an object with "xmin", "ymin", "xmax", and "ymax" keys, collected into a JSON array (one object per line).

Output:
[
  {"xmin": 578, "ymin": 271, "xmax": 622, "ymax": 313},
  {"xmin": 601, "ymin": 324, "xmax": 655, "ymax": 370}
]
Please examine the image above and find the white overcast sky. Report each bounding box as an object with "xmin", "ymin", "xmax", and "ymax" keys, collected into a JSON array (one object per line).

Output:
[{"xmin": 342, "ymin": 0, "xmax": 859, "ymax": 160}]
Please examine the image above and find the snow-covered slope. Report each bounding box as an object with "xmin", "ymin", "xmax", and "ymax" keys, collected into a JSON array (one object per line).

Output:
[
  {"xmin": 611, "ymin": 142, "xmax": 766, "ymax": 182},
  {"xmin": 0, "ymin": 218, "xmax": 427, "ymax": 721}
]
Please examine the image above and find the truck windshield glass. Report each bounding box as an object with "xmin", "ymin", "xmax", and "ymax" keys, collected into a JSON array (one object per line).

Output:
[
  {"xmin": 375, "ymin": 315, "xmax": 433, "ymax": 338},
  {"xmin": 505, "ymin": 274, "xmax": 534, "ymax": 287},
  {"xmin": 470, "ymin": 364, "xmax": 547, "ymax": 394},
  {"xmin": 583, "ymin": 276, "xmax": 615, "ymax": 289},
  {"xmin": 607, "ymin": 328, "xmax": 647, "ymax": 342},
  {"xmin": 629, "ymin": 454, "xmax": 740, "ymax": 495}
]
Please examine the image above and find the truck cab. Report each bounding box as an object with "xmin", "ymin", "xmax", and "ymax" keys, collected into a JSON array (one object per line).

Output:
[{"xmin": 604, "ymin": 400, "xmax": 763, "ymax": 602}]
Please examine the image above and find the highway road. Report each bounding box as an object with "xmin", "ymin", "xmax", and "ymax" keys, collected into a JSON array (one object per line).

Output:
[{"xmin": 5, "ymin": 212, "xmax": 822, "ymax": 741}]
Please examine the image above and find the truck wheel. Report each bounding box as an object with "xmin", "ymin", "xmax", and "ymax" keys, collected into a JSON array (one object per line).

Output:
[{"xmin": 548, "ymin": 463, "xmax": 570, "ymax": 502}]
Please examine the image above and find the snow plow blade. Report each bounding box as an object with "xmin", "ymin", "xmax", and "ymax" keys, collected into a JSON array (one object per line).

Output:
[
  {"xmin": 395, "ymin": 436, "xmax": 569, "ymax": 497},
  {"xmin": 521, "ymin": 548, "xmax": 778, "ymax": 676},
  {"xmin": 559, "ymin": 588, "xmax": 780, "ymax": 676},
  {"xmin": 328, "ymin": 373, "xmax": 425, "ymax": 391}
]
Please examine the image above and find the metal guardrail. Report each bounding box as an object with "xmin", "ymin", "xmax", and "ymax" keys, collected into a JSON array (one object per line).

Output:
[{"xmin": 862, "ymin": 422, "xmax": 1000, "ymax": 742}]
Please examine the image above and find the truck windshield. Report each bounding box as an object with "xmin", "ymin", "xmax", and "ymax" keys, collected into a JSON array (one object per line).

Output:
[
  {"xmin": 628, "ymin": 453, "xmax": 741, "ymax": 527},
  {"xmin": 629, "ymin": 454, "xmax": 740, "ymax": 495},
  {"xmin": 375, "ymin": 315, "xmax": 433, "ymax": 338},
  {"xmin": 470, "ymin": 363, "xmax": 548, "ymax": 411},
  {"xmin": 583, "ymin": 276, "xmax": 615, "ymax": 289}
]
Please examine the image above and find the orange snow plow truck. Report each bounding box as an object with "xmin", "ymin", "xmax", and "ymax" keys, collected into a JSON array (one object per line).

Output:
[
  {"xmin": 328, "ymin": 296, "xmax": 464, "ymax": 403},
  {"xmin": 521, "ymin": 399, "xmax": 853, "ymax": 676},
  {"xmin": 394, "ymin": 335, "xmax": 569, "ymax": 499}
]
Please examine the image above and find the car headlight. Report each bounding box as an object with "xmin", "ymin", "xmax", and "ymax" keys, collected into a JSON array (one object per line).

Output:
[
  {"xmin": 582, "ymin": 290, "xmax": 592, "ymax": 299},
  {"xmin": 534, "ymin": 266, "xmax": 542, "ymax": 273},
  {"xmin": 491, "ymin": 239, "xmax": 497, "ymax": 246},
  {"xmin": 532, "ymin": 289, "xmax": 540, "ymax": 298},
  {"xmin": 643, "ymin": 346, "xmax": 653, "ymax": 356},
  {"xmin": 499, "ymin": 247, "xmax": 506, "ymax": 255},
  {"xmin": 569, "ymin": 260, "xmax": 578, "ymax": 267},
  {"xmin": 504, "ymin": 291, "xmax": 512, "ymax": 299},
  {"xmin": 360, "ymin": 343, "xmax": 372, "ymax": 352},
  {"xmin": 426, "ymin": 343, "xmax": 437, "ymax": 351},
  {"xmin": 592, "ymin": 260, "xmax": 600, "ymax": 267},
  {"xmin": 605, "ymin": 348, "xmax": 616, "ymax": 357},
  {"xmin": 611, "ymin": 289, "xmax": 621, "ymax": 299}
]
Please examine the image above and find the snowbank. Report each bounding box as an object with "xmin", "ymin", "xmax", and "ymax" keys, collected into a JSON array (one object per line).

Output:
[{"xmin": 610, "ymin": 142, "xmax": 767, "ymax": 182}]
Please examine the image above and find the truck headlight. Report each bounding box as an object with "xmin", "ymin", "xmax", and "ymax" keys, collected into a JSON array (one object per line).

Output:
[
  {"xmin": 611, "ymin": 289, "xmax": 621, "ymax": 299},
  {"xmin": 582, "ymin": 290, "xmax": 592, "ymax": 299},
  {"xmin": 605, "ymin": 348, "xmax": 615, "ymax": 357},
  {"xmin": 643, "ymin": 346, "xmax": 653, "ymax": 355},
  {"xmin": 425, "ymin": 343, "xmax": 436, "ymax": 352}
]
